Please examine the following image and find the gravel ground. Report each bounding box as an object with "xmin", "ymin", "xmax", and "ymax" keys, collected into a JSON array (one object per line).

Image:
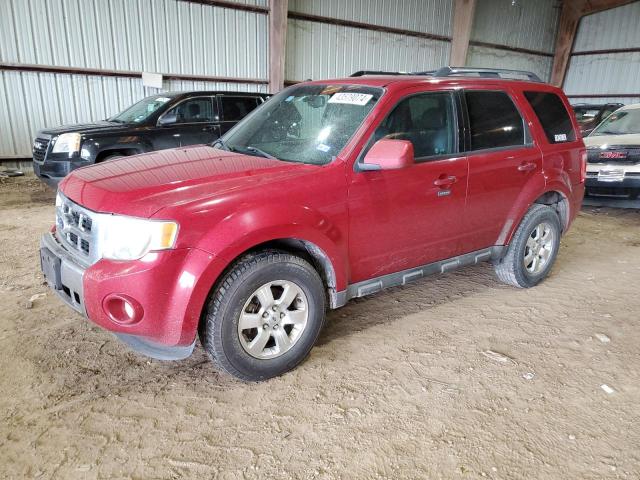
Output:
[{"xmin": 1, "ymin": 176, "xmax": 639, "ymax": 479}]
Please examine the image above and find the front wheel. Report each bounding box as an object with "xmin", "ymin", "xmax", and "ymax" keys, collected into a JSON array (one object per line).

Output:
[
  {"xmin": 201, "ymin": 250, "xmax": 326, "ymax": 381},
  {"xmin": 494, "ymin": 204, "xmax": 562, "ymax": 288}
]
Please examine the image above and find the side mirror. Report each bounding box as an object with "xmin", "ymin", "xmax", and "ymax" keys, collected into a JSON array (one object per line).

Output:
[
  {"xmin": 360, "ymin": 139, "xmax": 414, "ymax": 171},
  {"xmin": 158, "ymin": 112, "xmax": 177, "ymax": 126}
]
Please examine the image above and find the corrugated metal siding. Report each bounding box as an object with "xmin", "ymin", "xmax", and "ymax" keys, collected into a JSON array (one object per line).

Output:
[
  {"xmin": 573, "ymin": 2, "xmax": 640, "ymax": 52},
  {"xmin": 470, "ymin": 0, "xmax": 559, "ymax": 53},
  {"xmin": 288, "ymin": 0, "xmax": 454, "ymax": 37},
  {"xmin": 564, "ymin": 2, "xmax": 640, "ymax": 102},
  {"xmin": 285, "ymin": 19, "xmax": 451, "ymax": 82},
  {"xmin": 0, "ymin": 0, "xmax": 268, "ymax": 157},
  {"xmin": 0, "ymin": 71, "xmax": 266, "ymax": 158},
  {"xmin": 466, "ymin": 45, "xmax": 553, "ymax": 82},
  {"xmin": 0, "ymin": 0, "xmax": 267, "ymax": 78}
]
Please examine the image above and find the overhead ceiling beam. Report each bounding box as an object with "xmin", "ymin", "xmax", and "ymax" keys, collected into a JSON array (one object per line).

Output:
[
  {"xmin": 550, "ymin": 0, "xmax": 636, "ymax": 87},
  {"xmin": 449, "ymin": 0, "xmax": 477, "ymax": 66},
  {"xmin": 268, "ymin": 0, "xmax": 288, "ymax": 93}
]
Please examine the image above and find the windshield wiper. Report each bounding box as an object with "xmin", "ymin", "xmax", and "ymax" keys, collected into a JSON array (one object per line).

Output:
[
  {"xmin": 245, "ymin": 145, "xmax": 277, "ymax": 160},
  {"xmin": 211, "ymin": 139, "xmax": 233, "ymax": 151}
]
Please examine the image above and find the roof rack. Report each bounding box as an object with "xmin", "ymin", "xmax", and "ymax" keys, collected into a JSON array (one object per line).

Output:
[
  {"xmin": 350, "ymin": 70, "xmax": 412, "ymax": 77},
  {"xmin": 350, "ymin": 66, "xmax": 543, "ymax": 83},
  {"xmin": 429, "ymin": 66, "xmax": 543, "ymax": 83}
]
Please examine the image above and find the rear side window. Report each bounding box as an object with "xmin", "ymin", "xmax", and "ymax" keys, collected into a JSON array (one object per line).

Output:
[
  {"xmin": 465, "ymin": 90, "xmax": 525, "ymax": 150},
  {"xmin": 221, "ymin": 96, "xmax": 260, "ymax": 121},
  {"xmin": 524, "ymin": 91, "xmax": 576, "ymax": 144}
]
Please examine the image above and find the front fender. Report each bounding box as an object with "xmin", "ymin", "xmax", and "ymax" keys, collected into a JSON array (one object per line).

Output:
[{"xmin": 193, "ymin": 202, "xmax": 349, "ymax": 291}]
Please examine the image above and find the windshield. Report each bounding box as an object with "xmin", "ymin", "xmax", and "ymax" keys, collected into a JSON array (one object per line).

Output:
[
  {"xmin": 109, "ymin": 95, "xmax": 174, "ymax": 124},
  {"xmin": 590, "ymin": 109, "xmax": 640, "ymax": 136},
  {"xmin": 222, "ymin": 84, "xmax": 383, "ymax": 165}
]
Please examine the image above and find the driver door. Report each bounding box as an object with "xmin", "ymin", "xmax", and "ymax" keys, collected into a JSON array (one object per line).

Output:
[{"xmin": 348, "ymin": 89, "xmax": 469, "ymax": 283}]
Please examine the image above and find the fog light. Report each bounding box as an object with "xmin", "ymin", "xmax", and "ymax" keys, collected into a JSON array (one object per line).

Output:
[{"xmin": 103, "ymin": 294, "xmax": 144, "ymax": 325}]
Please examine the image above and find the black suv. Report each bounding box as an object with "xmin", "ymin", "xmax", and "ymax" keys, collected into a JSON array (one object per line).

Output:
[
  {"xmin": 33, "ymin": 91, "xmax": 269, "ymax": 186},
  {"xmin": 573, "ymin": 102, "xmax": 623, "ymax": 136}
]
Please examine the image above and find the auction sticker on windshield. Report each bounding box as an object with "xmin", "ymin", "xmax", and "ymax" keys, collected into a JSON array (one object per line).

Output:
[{"xmin": 328, "ymin": 92, "xmax": 373, "ymax": 106}]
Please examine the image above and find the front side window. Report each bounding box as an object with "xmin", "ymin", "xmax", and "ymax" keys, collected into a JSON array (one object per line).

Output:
[
  {"xmin": 465, "ymin": 90, "xmax": 525, "ymax": 150},
  {"xmin": 371, "ymin": 92, "xmax": 457, "ymax": 160},
  {"xmin": 109, "ymin": 95, "xmax": 174, "ymax": 124},
  {"xmin": 524, "ymin": 91, "xmax": 576, "ymax": 144},
  {"xmin": 223, "ymin": 84, "xmax": 383, "ymax": 165},
  {"xmin": 590, "ymin": 109, "xmax": 640, "ymax": 136},
  {"xmin": 162, "ymin": 98, "xmax": 216, "ymax": 124},
  {"xmin": 221, "ymin": 96, "xmax": 260, "ymax": 121}
]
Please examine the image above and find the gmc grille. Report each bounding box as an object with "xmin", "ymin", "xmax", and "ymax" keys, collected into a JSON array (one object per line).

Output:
[
  {"xmin": 33, "ymin": 138, "xmax": 50, "ymax": 162},
  {"xmin": 587, "ymin": 146, "xmax": 640, "ymax": 165}
]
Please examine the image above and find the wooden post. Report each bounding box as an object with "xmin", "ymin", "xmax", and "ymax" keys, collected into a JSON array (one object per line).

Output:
[
  {"xmin": 550, "ymin": 0, "xmax": 635, "ymax": 87},
  {"xmin": 450, "ymin": 0, "xmax": 477, "ymax": 66},
  {"xmin": 268, "ymin": 0, "xmax": 288, "ymax": 93}
]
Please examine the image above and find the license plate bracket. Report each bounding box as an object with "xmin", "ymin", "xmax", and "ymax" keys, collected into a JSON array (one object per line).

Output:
[
  {"xmin": 40, "ymin": 247, "xmax": 62, "ymax": 290},
  {"xmin": 598, "ymin": 169, "xmax": 625, "ymax": 182}
]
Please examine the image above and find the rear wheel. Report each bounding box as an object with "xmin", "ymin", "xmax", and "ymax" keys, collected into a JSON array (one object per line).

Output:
[
  {"xmin": 494, "ymin": 204, "xmax": 561, "ymax": 288},
  {"xmin": 201, "ymin": 250, "xmax": 326, "ymax": 381}
]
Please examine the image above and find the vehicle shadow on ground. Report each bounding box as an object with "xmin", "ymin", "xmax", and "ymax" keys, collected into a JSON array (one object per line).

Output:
[{"xmin": 317, "ymin": 262, "xmax": 502, "ymax": 347}]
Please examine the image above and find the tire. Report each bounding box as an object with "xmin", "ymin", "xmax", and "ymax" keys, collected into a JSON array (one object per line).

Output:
[
  {"xmin": 494, "ymin": 204, "xmax": 562, "ymax": 288},
  {"xmin": 201, "ymin": 250, "xmax": 326, "ymax": 381}
]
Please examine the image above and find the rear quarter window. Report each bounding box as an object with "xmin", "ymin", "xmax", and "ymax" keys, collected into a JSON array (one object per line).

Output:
[{"xmin": 524, "ymin": 91, "xmax": 576, "ymax": 144}]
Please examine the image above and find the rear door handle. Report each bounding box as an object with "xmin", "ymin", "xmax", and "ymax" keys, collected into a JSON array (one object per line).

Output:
[
  {"xmin": 434, "ymin": 175, "xmax": 458, "ymax": 187},
  {"xmin": 517, "ymin": 162, "xmax": 537, "ymax": 172}
]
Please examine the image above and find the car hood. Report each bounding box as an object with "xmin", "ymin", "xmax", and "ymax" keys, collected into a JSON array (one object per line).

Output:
[
  {"xmin": 60, "ymin": 145, "xmax": 317, "ymax": 218},
  {"xmin": 584, "ymin": 133, "xmax": 640, "ymax": 148},
  {"xmin": 38, "ymin": 121, "xmax": 133, "ymax": 136}
]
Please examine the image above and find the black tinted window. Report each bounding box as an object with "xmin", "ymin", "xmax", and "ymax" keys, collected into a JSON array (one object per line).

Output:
[
  {"xmin": 524, "ymin": 91, "xmax": 576, "ymax": 144},
  {"xmin": 465, "ymin": 91, "xmax": 525, "ymax": 150},
  {"xmin": 221, "ymin": 96, "xmax": 260, "ymax": 121},
  {"xmin": 372, "ymin": 92, "xmax": 456, "ymax": 159},
  {"xmin": 164, "ymin": 97, "xmax": 216, "ymax": 124}
]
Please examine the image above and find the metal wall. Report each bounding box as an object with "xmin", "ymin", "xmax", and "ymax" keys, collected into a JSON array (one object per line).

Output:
[
  {"xmin": 285, "ymin": 0, "xmax": 453, "ymax": 82},
  {"xmin": 564, "ymin": 2, "xmax": 640, "ymax": 105},
  {"xmin": 0, "ymin": 0, "xmax": 268, "ymax": 158},
  {"xmin": 467, "ymin": 0, "xmax": 559, "ymax": 81}
]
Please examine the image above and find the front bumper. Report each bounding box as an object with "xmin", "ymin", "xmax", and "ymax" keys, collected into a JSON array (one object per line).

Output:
[
  {"xmin": 33, "ymin": 155, "xmax": 89, "ymax": 188},
  {"xmin": 585, "ymin": 171, "xmax": 640, "ymax": 196},
  {"xmin": 39, "ymin": 232, "xmax": 206, "ymax": 360}
]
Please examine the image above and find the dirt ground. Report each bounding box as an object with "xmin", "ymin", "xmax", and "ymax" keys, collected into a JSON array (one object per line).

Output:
[{"xmin": 1, "ymin": 175, "xmax": 639, "ymax": 480}]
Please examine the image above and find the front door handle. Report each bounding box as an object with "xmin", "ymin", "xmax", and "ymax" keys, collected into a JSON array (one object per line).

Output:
[
  {"xmin": 434, "ymin": 175, "xmax": 458, "ymax": 187},
  {"xmin": 517, "ymin": 162, "xmax": 537, "ymax": 172}
]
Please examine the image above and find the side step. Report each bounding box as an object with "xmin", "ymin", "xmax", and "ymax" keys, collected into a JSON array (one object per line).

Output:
[{"xmin": 334, "ymin": 247, "xmax": 504, "ymax": 307}]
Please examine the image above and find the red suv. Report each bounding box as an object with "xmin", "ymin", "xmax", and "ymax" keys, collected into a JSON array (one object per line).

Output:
[{"xmin": 40, "ymin": 67, "xmax": 586, "ymax": 381}]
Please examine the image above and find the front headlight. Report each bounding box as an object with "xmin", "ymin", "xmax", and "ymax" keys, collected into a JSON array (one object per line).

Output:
[
  {"xmin": 100, "ymin": 215, "xmax": 179, "ymax": 261},
  {"xmin": 52, "ymin": 133, "xmax": 81, "ymax": 155}
]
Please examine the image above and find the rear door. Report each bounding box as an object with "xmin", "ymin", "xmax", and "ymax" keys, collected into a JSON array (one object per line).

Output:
[
  {"xmin": 348, "ymin": 89, "xmax": 469, "ymax": 282},
  {"xmin": 218, "ymin": 95, "xmax": 262, "ymax": 135},
  {"xmin": 462, "ymin": 88, "xmax": 542, "ymax": 251}
]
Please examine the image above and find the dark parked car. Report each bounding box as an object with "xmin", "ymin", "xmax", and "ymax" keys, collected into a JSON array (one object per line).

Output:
[
  {"xmin": 32, "ymin": 91, "xmax": 269, "ymax": 186},
  {"xmin": 573, "ymin": 102, "xmax": 623, "ymax": 136}
]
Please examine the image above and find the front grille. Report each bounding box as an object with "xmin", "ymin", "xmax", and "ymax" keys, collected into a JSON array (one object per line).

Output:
[
  {"xmin": 587, "ymin": 146, "xmax": 640, "ymax": 165},
  {"xmin": 33, "ymin": 137, "xmax": 50, "ymax": 162},
  {"xmin": 56, "ymin": 194, "xmax": 96, "ymax": 261}
]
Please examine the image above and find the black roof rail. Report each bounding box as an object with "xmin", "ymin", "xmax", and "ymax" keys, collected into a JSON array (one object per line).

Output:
[
  {"xmin": 350, "ymin": 70, "xmax": 412, "ymax": 77},
  {"xmin": 349, "ymin": 66, "xmax": 544, "ymax": 83},
  {"xmin": 428, "ymin": 66, "xmax": 543, "ymax": 83}
]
